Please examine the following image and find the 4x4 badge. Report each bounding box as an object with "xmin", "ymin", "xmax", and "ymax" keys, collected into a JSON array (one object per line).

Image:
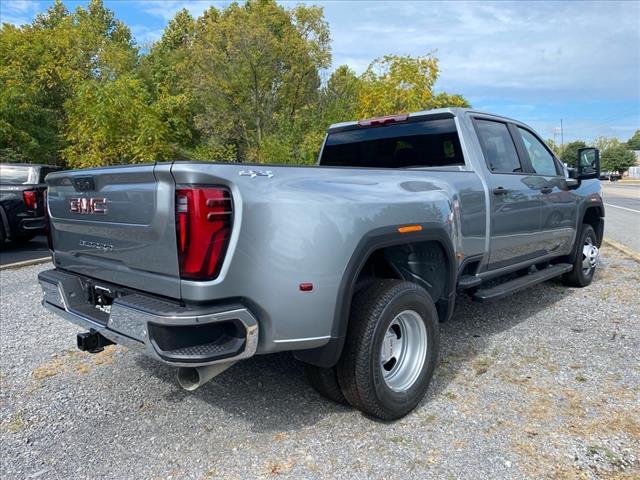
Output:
[{"xmin": 239, "ymin": 170, "xmax": 273, "ymax": 179}]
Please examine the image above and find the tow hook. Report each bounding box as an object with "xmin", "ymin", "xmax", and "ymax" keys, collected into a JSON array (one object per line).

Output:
[{"xmin": 77, "ymin": 330, "xmax": 114, "ymax": 353}]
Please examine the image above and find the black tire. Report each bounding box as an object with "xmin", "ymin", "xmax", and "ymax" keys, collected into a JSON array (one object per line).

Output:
[
  {"xmin": 562, "ymin": 224, "xmax": 598, "ymax": 287},
  {"xmin": 304, "ymin": 364, "xmax": 348, "ymax": 405},
  {"xmin": 13, "ymin": 233, "xmax": 35, "ymax": 244},
  {"xmin": 336, "ymin": 280, "xmax": 439, "ymax": 420}
]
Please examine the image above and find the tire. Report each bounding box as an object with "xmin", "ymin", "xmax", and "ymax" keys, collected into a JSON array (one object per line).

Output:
[
  {"xmin": 562, "ymin": 224, "xmax": 599, "ymax": 287},
  {"xmin": 13, "ymin": 233, "xmax": 35, "ymax": 244},
  {"xmin": 336, "ymin": 280, "xmax": 439, "ymax": 420},
  {"xmin": 304, "ymin": 364, "xmax": 348, "ymax": 405}
]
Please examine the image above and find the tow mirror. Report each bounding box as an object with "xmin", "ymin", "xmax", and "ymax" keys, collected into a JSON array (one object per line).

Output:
[{"xmin": 576, "ymin": 148, "xmax": 600, "ymax": 180}]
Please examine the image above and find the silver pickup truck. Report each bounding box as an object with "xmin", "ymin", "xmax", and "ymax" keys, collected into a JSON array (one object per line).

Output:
[{"xmin": 38, "ymin": 108, "xmax": 604, "ymax": 419}]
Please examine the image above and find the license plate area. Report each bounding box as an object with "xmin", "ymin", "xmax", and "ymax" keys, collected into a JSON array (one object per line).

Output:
[
  {"xmin": 67, "ymin": 278, "xmax": 132, "ymax": 326},
  {"xmin": 92, "ymin": 285, "xmax": 114, "ymax": 315}
]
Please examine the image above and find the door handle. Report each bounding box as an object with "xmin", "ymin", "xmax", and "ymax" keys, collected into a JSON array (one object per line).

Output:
[
  {"xmin": 540, "ymin": 187, "xmax": 553, "ymax": 194},
  {"xmin": 492, "ymin": 187, "xmax": 509, "ymax": 195}
]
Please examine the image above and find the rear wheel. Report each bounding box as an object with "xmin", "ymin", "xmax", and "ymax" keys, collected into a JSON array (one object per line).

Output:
[
  {"xmin": 304, "ymin": 364, "xmax": 347, "ymax": 405},
  {"xmin": 13, "ymin": 233, "xmax": 35, "ymax": 244},
  {"xmin": 337, "ymin": 280, "xmax": 439, "ymax": 420},
  {"xmin": 562, "ymin": 224, "xmax": 598, "ymax": 287}
]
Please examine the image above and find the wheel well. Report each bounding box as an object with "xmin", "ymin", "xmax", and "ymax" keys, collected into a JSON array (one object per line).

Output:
[
  {"xmin": 582, "ymin": 206, "xmax": 604, "ymax": 247},
  {"xmin": 354, "ymin": 240, "xmax": 452, "ymax": 322}
]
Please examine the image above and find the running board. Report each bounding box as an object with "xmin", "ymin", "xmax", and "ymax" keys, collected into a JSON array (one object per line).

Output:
[{"xmin": 472, "ymin": 263, "xmax": 573, "ymax": 303}]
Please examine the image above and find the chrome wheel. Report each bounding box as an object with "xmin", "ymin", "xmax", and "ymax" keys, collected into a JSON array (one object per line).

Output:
[
  {"xmin": 582, "ymin": 237, "xmax": 599, "ymax": 274},
  {"xmin": 380, "ymin": 310, "xmax": 428, "ymax": 392}
]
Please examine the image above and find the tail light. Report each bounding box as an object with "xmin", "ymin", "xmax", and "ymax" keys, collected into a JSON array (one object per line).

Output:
[
  {"xmin": 175, "ymin": 186, "xmax": 233, "ymax": 280},
  {"xmin": 23, "ymin": 190, "xmax": 38, "ymax": 210}
]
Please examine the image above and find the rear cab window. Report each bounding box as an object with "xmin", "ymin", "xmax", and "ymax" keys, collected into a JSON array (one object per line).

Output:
[
  {"xmin": 0, "ymin": 165, "xmax": 35, "ymax": 185},
  {"xmin": 320, "ymin": 117, "xmax": 465, "ymax": 169}
]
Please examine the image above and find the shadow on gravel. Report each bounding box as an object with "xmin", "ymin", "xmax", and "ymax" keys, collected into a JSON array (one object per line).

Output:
[
  {"xmin": 134, "ymin": 273, "xmax": 586, "ymax": 431},
  {"xmin": 424, "ymin": 278, "xmax": 571, "ymax": 405},
  {"xmin": 134, "ymin": 350, "xmax": 348, "ymax": 432}
]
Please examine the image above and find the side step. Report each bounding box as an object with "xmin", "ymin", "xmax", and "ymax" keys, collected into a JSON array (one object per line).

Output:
[{"xmin": 472, "ymin": 263, "xmax": 573, "ymax": 303}]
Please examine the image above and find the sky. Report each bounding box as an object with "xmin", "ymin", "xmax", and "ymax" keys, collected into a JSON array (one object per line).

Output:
[{"xmin": 2, "ymin": 0, "xmax": 639, "ymax": 143}]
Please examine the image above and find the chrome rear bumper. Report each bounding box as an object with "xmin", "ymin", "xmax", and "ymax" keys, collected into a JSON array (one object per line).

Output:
[{"xmin": 38, "ymin": 269, "xmax": 258, "ymax": 367}]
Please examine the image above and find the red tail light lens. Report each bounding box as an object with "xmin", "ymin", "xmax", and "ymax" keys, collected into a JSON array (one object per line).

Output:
[
  {"xmin": 175, "ymin": 186, "xmax": 233, "ymax": 280},
  {"xmin": 23, "ymin": 190, "xmax": 38, "ymax": 210}
]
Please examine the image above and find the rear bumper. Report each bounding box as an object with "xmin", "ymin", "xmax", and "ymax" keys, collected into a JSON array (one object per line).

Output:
[
  {"xmin": 20, "ymin": 216, "xmax": 46, "ymax": 232},
  {"xmin": 38, "ymin": 269, "xmax": 258, "ymax": 367}
]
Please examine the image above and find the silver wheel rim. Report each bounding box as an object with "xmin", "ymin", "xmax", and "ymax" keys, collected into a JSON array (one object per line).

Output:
[
  {"xmin": 582, "ymin": 236, "xmax": 599, "ymax": 274},
  {"xmin": 380, "ymin": 310, "xmax": 428, "ymax": 392}
]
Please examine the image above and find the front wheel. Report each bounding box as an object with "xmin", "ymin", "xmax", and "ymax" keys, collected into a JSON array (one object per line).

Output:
[
  {"xmin": 562, "ymin": 224, "xmax": 599, "ymax": 287},
  {"xmin": 337, "ymin": 280, "xmax": 439, "ymax": 420}
]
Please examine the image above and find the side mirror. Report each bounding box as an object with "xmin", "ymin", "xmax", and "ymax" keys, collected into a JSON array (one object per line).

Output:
[{"xmin": 576, "ymin": 147, "xmax": 600, "ymax": 180}]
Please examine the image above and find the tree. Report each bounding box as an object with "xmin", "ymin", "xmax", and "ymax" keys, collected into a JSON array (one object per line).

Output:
[
  {"xmin": 626, "ymin": 129, "xmax": 640, "ymax": 150},
  {"xmin": 141, "ymin": 9, "xmax": 197, "ymax": 152},
  {"xmin": 357, "ymin": 54, "xmax": 469, "ymax": 118},
  {"xmin": 188, "ymin": 0, "xmax": 330, "ymax": 162},
  {"xmin": 600, "ymin": 144, "xmax": 636, "ymax": 174},
  {"xmin": 559, "ymin": 140, "xmax": 587, "ymax": 165},
  {"xmin": 63, "ymin": 75, "xmax": 175, "ymax": 167},
  {"xmin": 0, "ymin": 0, "xmax": 139, "ymax": 164}
]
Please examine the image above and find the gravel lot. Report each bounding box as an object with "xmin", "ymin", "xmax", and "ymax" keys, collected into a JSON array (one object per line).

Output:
[{"xmin": 1, "ymin": 247, "xmax": 639, "ymax": 480}]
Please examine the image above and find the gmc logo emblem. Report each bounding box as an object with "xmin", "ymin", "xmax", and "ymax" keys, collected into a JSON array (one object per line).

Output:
[{"xmin": 69, "ymin": 197, "xmax": 108, "ymax": 215}]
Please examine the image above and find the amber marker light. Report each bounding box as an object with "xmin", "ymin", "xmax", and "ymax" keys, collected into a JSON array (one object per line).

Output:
[{"xmin": 398, "ymin": 225, "xmax": 423, "ymax": 234}]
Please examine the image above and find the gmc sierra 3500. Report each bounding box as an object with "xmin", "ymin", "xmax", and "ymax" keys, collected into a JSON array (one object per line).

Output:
[{"xmin": 38, "ymin": 108, "xmax": 604, "ymax": 420}]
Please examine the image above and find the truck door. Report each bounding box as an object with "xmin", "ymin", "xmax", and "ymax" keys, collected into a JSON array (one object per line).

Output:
[
  {"xmin": 473, "ymin": 118, "xmax": 543, "ymax": 270},
  {"xmin": 514, "ymin": 126, "xmax": 578, "ymax": 257}
]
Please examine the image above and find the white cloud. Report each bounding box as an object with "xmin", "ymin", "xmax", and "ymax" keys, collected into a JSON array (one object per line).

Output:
[
  {"xmin": 0, "ymin": 0, "xmax": 41, "ymax": 25},
  {"xmin": 322, "ymin": 1, "xmax": 640, "ymax": 102},
  {"xmin": 134, "ymin": 1, "xmax": 229, "ymax": 22},
  {"xmin": 130, "ymin": 24, "xmax": 163, "ymax": 48}
]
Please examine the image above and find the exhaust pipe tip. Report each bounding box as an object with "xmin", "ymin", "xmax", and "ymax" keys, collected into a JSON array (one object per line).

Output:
[
  {"xmin": 177, "ymin": 367, "xmax": 201, "ymax": 391},
  {"xmin": 177, "ymin": 362, "xmax": 236, "ymax": 391}
]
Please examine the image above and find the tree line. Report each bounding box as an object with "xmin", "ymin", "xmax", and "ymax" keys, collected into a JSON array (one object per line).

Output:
[
  {"xmin": 0, "ymin": 0, "xmax": 468, "ymax": 168},
  {"xmin": 548, "ymin": 130, "xmax": 640, "ymax": 174}
]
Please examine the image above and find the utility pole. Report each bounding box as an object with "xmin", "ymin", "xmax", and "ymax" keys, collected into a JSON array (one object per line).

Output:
[{"xmin": 560, "ymin": 118, "xmax": 564, "ymax": 148}]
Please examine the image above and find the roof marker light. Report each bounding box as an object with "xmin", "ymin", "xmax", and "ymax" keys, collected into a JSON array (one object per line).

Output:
[{"xmin": 357, "ymin": 114, "xmax": 409, "ymax": 128}]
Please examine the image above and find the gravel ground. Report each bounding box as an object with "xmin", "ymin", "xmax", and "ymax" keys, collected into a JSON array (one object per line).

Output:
[{"xmin": 1, "ymin": 246, "xmax": 639, "ymax": 480}]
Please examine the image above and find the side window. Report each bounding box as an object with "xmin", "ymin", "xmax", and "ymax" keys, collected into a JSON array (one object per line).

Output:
[
  {"xmin": 517, "ymin": 128, "xmax": 558, "ymax": 176},
  {"xmin": 474, "ymin": 120, "xmax": 523, "ymax": 173}
]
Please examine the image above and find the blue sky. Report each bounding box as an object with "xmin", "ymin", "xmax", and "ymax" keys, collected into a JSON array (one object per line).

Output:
[{"xmin": 2, "ymin": 0, "xmax": 639, "ymax": 143}]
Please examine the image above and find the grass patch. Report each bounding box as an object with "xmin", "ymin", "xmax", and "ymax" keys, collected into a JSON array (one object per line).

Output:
[
  {"xmin": 1, "ymin": 414, "xmax": 27, "ymax": 433},
  {"xmin": 472, "ymin": 356, "xmax": 493, "ymax": 375}
]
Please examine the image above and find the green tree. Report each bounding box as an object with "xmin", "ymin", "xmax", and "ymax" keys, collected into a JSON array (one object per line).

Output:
[
  {"xmin": 357, "ymin": 54, "xmax": 469, "ymax": 118},
  {"xmin": 626, "ymin": 129, "xmax": 640, "ymax": 150},
  {"xmin": 559, "ymin": 140, "xmax": 587, "ymax": 165},
  {"xmin": 141, "ymin": 9, "xmax": 197, "ymax": 152},
  {"xmin": 600, "ymin": 144, "xmax": 637, "ymax": 173},
  {"xmin": 63, "ymin": 75, "xmax": 174, "ymax": 167},
  {"xmin": 0, "ymin": 0, "xmax": 139, "ymax": 164},
  {"xmin": 188, "ymin": 0, "xmax": 330, "ymax": 162}
]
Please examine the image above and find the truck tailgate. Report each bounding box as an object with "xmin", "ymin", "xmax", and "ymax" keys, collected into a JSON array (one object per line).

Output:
[{"xmin": 46, "ymin": 164, "xmax": 181, "ymax": 298}]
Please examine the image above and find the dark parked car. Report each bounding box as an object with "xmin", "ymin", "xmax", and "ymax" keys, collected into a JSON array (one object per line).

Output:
[{"xmin": 0, "ymin": 163, "xmax": 61, "ymax": 245}]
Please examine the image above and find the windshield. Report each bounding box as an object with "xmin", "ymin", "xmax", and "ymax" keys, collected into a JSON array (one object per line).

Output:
[
  {"xmin": 320, "ymin": 118, "xmax": 465, "ymax": 168},
  {"xmin": 0, "ymin": 165, "xmax": 35, "ymax": 185}
]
